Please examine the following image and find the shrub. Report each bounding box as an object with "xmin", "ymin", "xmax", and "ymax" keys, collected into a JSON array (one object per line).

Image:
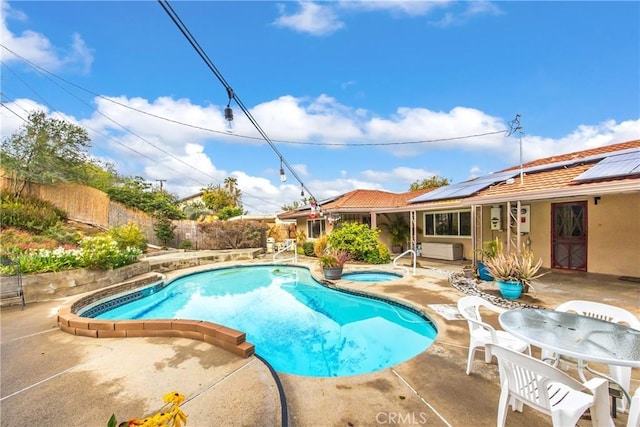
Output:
[
  {"xmin": 365, "ymin": 241, "xmax": 391, "ymax": 264},
  {"xmin": 16, "ymin": 247, "xmax": 84, "ymax": 273},
  {"xmin": 109, "ymin": 222, "xmax": 148, "ymax": 252},
  {"xmin": 80, "ymin": 234, "xmax": 141, "ymax": 270},
  {"xmin": 0, "ymin": 227, "xmax": 60, "ymax": 254},
  {"xmin": 179, "ymin": 239, "xmax": 193, "ymax": 250},
  {"xmin": 197, "ymin": 220, "xmax": 267, "ymax": 249},
  {"xmin": 43, "ymin": 223, "xmax": 84, "ymax": 246},
  {"xmin": 326, "ymin": 222, "xmax": 384, "ymax": 263},
  {"xmin": 154, "ymin": 217, "xmax": 176, "ymax": 248},
  {"xmin": 302, "ymin": 241, "xmax": 315, "ymax": 257},
  {"xmin": 0, "ymin": 192, "xmax": 67, "ymax": 233}
]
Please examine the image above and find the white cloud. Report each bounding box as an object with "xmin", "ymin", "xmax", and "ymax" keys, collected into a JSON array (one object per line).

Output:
[
  {"xmin": 0, "ymin": 0, "xmax": 93, "ymax": 73},
  {"xmin": 273, "ymin": 2, "xmax": 344, "ymax": 36},
  {"xmin": 468, "ymin": 166, "xmax": 482, "ymax": 179},
  {"xmin": 338, "ymin": 0, "xmax": 453, "ymax": 17},
  {"xmin": 3, "ymin": 92, "xmax": 638, "ymax": 214},
  {"xmin": 515, "ymin": 118, "xmax": 640, "ymax": 164},
  {"xmin": 251, "ymin": 95, "xmax": 364, "ymax": 143},
  {"xmin": 428, "ymin": 1, "xmax": 503, "ymax": 28},
  {"xmin": 362, "ymin": 166, "xmax": 438, "ymax": 185},
  {"xmin": 272, "ymin": 1, "xmax": 500, "ymax": 36},
  {"xmin": 366, "ymin": 106, "xmax": 506, "ymax": 156}
]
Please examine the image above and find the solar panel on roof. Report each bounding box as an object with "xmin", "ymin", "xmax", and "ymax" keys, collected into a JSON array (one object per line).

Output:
[
  {"xmin": 408, "ymin": 171, "xmax": 520, "ymax": 203},
  {"xmin": 573, "ymin": 150, "xmax": 640, "ymax": 182},
  {"xmin": 448, "ymin": 182, "xmax": 489, "ymax": 197}
]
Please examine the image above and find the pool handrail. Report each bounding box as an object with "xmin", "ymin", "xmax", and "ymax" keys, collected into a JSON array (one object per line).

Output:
[
  {"xmin": 393, "ymin": 249, "xmax": 416, "ymax": 275},
  {"xmin": 273, "ymin": 239, "xmax": 298, "ymax": 263}
]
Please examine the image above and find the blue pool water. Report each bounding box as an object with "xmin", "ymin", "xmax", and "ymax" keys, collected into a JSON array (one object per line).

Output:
[
  {"xmin": 341, "ymin": 271, "xmax": 403, "ymax": 282},
  {"xmin": 93, "ymin": 265, "xmax": 437, "ymax": 377}
]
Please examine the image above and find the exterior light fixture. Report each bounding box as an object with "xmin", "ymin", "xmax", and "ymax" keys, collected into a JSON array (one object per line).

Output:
[
  {"xmin": 224, "ymin": 87, "xmax": 235, "ymax": 133},
  {"xmin": 300, "ymin": 187, "xmax": 305, "ymax": 197}
]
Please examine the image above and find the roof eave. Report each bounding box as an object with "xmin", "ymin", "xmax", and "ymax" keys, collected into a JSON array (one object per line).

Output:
[{"xmin": 466, "ymin": 180, "xmax": 640, "ymax": 205}]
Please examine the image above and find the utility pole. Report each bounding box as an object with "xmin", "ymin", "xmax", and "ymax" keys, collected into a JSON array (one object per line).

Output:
[{"xmin": 156, "ymin": 179, "xmax": 166, "ymax": 191}]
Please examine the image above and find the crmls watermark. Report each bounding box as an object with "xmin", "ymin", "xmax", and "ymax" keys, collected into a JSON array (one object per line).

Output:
[{"xmin": 376, "ymin": 412, "xmax": 429, "ymax": 425}]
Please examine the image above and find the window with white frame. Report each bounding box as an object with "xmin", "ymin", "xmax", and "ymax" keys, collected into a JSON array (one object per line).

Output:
[
  {"xmin": 307, "ymin": 219, "xmax": 326, "ymax": 239},
  {"xmin": 424, "ymin": 210, "xmax": 471, "ymax": 236}
]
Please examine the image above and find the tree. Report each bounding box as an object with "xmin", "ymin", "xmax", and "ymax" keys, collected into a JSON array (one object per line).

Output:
[
  {"xmin": 107, "ymin": 176, "xmax": 184, "ymax": 220},
  {"xmin": 281, "ymin": 196, "xmax": 311, "ymax": 212},
  {"xmin": 1, "ymin": 110, "xmax": 91, "ymax": 197},
  {"xmin": 201, "ymin": 178, "xmax": 244, "ymax": 216},
  {"xmin": 223, "ymin": 176, "xmax": 241, "ymax": 207},
  {"xmin": 409, "ymin": 176, "xmax": 450, "ymax": 191},
  {"xmin": 75, "ymin": 160, "xmax": 120, "ymax": 192},
  {"xmin": 153, "ymin": 216, "xmax": 176, "ymax": 248},
  {"xmin": 182, "ymin": 200, "xmax": 211, "ymax": 220},
  {"xmin": 217, "ymin": 206, "xmax": 245, "ymax": 220}
]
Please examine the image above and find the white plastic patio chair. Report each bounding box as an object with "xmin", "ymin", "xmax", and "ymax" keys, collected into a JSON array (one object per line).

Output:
[
  {"xmin": 540, "ymin": 300, "xmax": 640, "ymax": 412},
  {"xmin": 487, "ymin": 343, "xmax": 613, "ymax": 427},
  {"xmin": 457, "ymin": 295, "xmax": 531, "ymax": 375},
  {"xmin": 628, "ymin": 387, "xmax": 640, "ymax": 427}
]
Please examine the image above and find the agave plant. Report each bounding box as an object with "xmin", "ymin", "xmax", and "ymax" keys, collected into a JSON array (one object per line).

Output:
[{"xmin": 482, "ymin": 247, "xmax": 546, "ymax": 292}]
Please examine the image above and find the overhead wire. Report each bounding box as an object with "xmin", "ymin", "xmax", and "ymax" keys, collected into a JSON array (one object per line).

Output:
[
  {"xmin": 1, "ymin": 44, "xmax": 508, "ymax": 147},
  {"xmin": 157, "ymin": 0, "xmax": 318, "ymax": 201},
  {"xmin": 0, "ymin": 51, "xmax": 285, "ymax": 213},
  {"xmin": 2, "ymin": 26, "xmax": 511, "ymax": 211}
]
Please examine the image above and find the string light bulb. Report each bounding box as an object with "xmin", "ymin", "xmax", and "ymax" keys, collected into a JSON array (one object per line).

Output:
[
  {"xmin": 224, "ymin": 87, "xmax": 235, "ymax": 133},
  {"xmin": 279, "ymin": 159, "xmax": 286, "ymax": 182}
]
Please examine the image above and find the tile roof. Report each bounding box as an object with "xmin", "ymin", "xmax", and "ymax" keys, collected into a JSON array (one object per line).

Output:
[
  {"xmin": 277, "ymin": 139, "xmax": 640, "ymax": 217},
  {"xmin": 470, "ymin": 140, "xmax": 640, "ymax": 199},
  {"xmin": 277, "ymin": 188, "xmax": 436, "ymax": 218},
  {"xmin": 503, "ymin": 140, "xmax": 640, "ymax": 171}
]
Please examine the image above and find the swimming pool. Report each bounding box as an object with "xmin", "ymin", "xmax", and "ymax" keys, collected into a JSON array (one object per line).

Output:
[
  {"xmin": 90, "ymin": 265, "xmax": 437, "ymax": 377},
  {"xmin": 341, "ymin": 271, "xmax": 403, "ymax": 282}
]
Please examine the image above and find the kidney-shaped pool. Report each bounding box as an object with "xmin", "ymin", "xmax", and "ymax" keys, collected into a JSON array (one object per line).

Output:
[{"xmin": 87, "ymin": 265, "xmax": 437, "ymax": 377}]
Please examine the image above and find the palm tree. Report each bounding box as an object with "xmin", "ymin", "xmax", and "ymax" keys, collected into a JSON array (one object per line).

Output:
[{"xmin": 223, "ymin": 176, "xmax": 241, "ymax": 207}]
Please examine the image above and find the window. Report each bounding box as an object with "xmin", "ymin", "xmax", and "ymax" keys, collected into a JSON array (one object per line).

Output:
[
  {"xmin": 307, "ymin": 219, "xmax": 326, "ymax": 239},
  {"xmin": 340, "ymin": 214, "xmax": 371, "ymax": 228},
  {"xmin": 424, "ymin": 210, "xmax": 471, "ymax": 236}
]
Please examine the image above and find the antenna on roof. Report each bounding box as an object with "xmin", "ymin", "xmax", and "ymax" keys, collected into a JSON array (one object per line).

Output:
[{"xmin": 508, "ymin": 114, "xmax": 524, "ymax": 185}]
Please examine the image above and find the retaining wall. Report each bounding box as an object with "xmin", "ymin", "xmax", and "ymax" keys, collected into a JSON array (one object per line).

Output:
[{"xmin": 2, "ymin": 262, "xmax": 151, "ymax": 306}]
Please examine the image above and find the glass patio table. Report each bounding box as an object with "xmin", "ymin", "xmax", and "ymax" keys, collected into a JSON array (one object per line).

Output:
[{"xmin": 499, "ymin": 308, "xmax": 640, "ymax": 369}]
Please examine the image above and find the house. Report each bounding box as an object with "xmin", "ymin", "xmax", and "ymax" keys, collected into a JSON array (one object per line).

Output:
[
  {"xmin": 278, "ymin": 140, "xmax": 640, "ymax": 277},
  {"xmin": 277, "ymin": 188, "xmax": 432, "ymax": 249}
]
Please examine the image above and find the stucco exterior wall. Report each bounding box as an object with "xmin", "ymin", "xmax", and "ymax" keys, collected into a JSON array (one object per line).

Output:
[
  {"xmin": 586, "ymin": 193, "xmax": 640, "ymax": 277},
  {"xmin": 477, "ymin": 195, "xmax": 639, "ymax": 277}
]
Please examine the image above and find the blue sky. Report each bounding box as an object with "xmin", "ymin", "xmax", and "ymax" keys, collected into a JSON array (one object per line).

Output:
[{"xmin": 1, "ymin": 0, "xmax": 638, "ymax": 214}]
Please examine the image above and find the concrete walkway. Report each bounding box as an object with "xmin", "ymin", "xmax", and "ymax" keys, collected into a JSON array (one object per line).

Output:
[{"xmin": 1, "ymin": 253, "xmax": 638, "ymax": 426}]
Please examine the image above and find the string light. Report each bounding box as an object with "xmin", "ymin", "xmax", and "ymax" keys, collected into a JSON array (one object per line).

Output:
[
  {"xmin": 279, "ymin": 158, "xmax": 286, "ymax": 182},
  {"xmin": 224, "ymin": 87, "xmax": 234, "ymax": 133}
]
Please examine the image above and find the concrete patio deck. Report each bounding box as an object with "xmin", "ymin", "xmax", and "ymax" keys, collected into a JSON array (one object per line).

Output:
[{"xmin": 1, "ymin": 253, "xmax": 638, "ymax": 426}]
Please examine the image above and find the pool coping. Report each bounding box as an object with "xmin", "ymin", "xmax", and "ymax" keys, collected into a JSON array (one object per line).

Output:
[{"xmin": 56, "ymin": 271, "xmax": 255, "ymax": 358}]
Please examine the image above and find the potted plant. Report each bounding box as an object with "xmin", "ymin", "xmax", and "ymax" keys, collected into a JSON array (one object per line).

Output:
[
  {"xmin": 461, "ymin": 264, "xmax": 476, "ymax": 279},
  {"xmin": 482, "ymin": 247, "xmax": 546, "ymax": 299},
  {"xmin": 319, "ymin": 249, "xmax": 351, "ymax": 280},
  {"xmin": 384, "ymin": 215, "xmax": 410, "ymax": 253},
  {"xmin": 475, "ymin": 238, "xmax": 502, "ymax": 281}
]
